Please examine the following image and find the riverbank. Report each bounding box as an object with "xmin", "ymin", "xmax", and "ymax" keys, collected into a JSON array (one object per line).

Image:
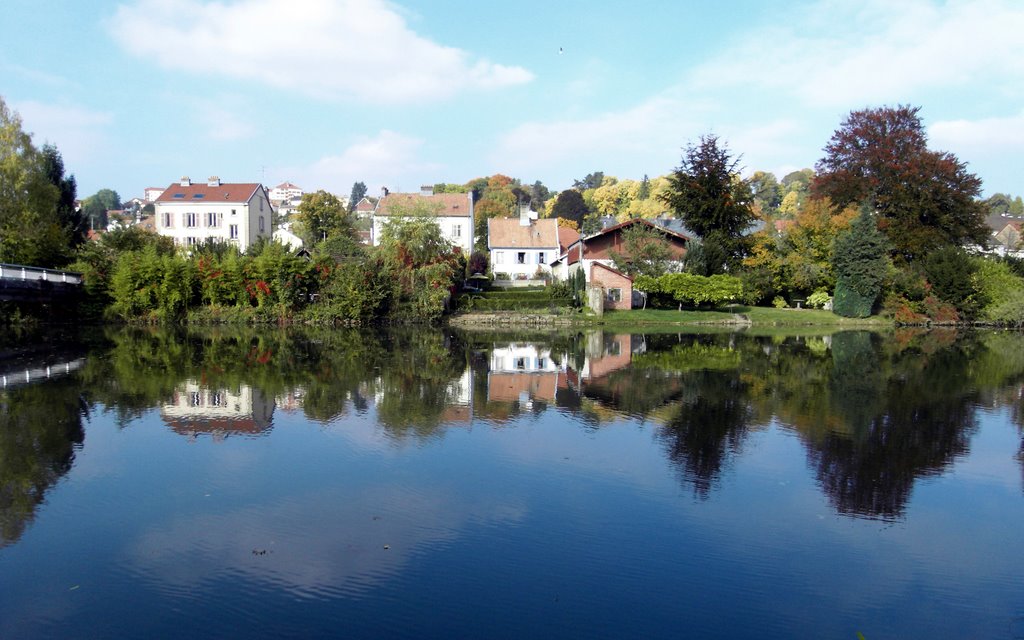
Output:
[{"xmin": 447, "ymin": 306, "xmax": 894, "ymax": 329}]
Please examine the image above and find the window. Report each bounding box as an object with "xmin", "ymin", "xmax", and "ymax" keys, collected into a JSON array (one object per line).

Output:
[
  {"xmin": 229, "ymin": 224, "xmax": 239, "ymax": 240},
  {"xmin": 259, "ymin": 217, "xmax": 265, "ymax": 233},
  {"xmin": 192, "ymin": 193, "xmax": 205, "ymax": 199},
  {"xmin": 537, "ymin": 251, "xmax": 546, "ymax": 264},
  {"xmin": 231, "ymin": 209, "xmax": 237, "ymax": 216},
  {"xmin": 259, "ymin": 198, "xmax": 264, "ymax": 212},
  {"xmin": 494, "ymin": 251, "xmax": 504, "ymax": 264},
  {"xmin": 172, "ymin": 193, "xmax": 185, "ymax": 199},
  {"xmin": 162, "ymin": 212, "xmax": 173, "ymax": 227},
  {"xmin": 205, "ymin": 212, "xmax": 220, "ymax": 228},
  {"xmin": 514, "ymin": 357, "xmax": 526, "ymax": 370},
  {"xmin": 452, "ymin": 224, "xmax": 461, "ymax": 238},
  {"xmin": 536, "ymin": 357, "xmax": 546, "ymax": 369},
  {"xmin": 185, "ymin": 212, "xmax": 198, "ymax": 228},
  {"xmin": 190, "ymin": 392, "xmax": 201, "ymax": 407},
  {"xmin": 607, "ymin": 288, "xmax": 622, "ymax": 303},
  {"xmin": 517, "ymin": 252, "xmax": 526, "ymax": 264},
  {"xmin": 186, "ymin": 237, "xmax": 199, "ymax": 246}
]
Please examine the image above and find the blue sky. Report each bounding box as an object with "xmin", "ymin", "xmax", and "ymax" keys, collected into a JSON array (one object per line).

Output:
[{"xmin": 3, "ymin": 0, "xmax": 1022, "ymax": 200}]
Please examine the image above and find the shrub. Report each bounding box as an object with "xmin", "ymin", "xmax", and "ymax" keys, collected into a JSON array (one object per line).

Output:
[
  {"xmin": 772, "ymin": 295, "xmax": 787, "ymax": 309},
  {"xmin": 807, "ymin": 289, "xmax": 831, "ymax": 309}
]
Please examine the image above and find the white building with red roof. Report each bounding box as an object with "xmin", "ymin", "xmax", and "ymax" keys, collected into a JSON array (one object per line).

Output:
[
  {"xmin": 269, "ymin": 181, "xmax": 303, "ymax": 203},
  {"xmin": 154, "ymin": 176, "xmax": 273, "ymax": 251},
  {"xmin": 487, "ymin": 208, "xmax": 565, "ymax": 280},
  {"xmin": 370, "ymin": 185, "xmax": 474, "ymax": 254}
]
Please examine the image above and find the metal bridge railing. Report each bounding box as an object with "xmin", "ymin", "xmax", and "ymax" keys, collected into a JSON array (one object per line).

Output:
[{"xmin": 0, "ymin": 263, "xmax": 82, "ymax": 285}]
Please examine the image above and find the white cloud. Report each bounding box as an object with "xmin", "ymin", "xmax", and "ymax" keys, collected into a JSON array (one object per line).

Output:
[
  {"xmin": 189, "ymin": 97, "xmax": 257, "ymax": 141},
  {"xmin": 279, "ymin": 129, "xmax": 441, "ymax": 194},
  {"xmin": 929, "ymin": 111, "xmax": 1024, "ymax": 194},
  {"xmin": 691, "ymin": 0, "xmax": 1024, "ymax": 108},
  {"xmin": 106, "ymin": 0, "xmax": 533, "ymax": 103},
  {"xmin": 930, "ymin": 111, "xmax": 1024, "ymax": 151},
  {"xmin": 12, "ymin": 100, "xmax": 113, "ymax": 166}
]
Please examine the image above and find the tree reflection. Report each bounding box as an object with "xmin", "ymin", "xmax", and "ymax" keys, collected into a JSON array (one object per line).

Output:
[
  {"xmin": 0, "ymin": 380, "xmax": 85, "ymax": 546},
  {"xmin": 657, "ymin": 370, "xmax": 752, "ymax": 499},
  {"xmin": 803, "ymin": 331, "xmax": 979, "ymax": 519}
]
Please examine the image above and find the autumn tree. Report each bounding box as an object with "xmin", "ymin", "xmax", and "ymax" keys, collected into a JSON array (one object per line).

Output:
[
  {"xmin": 660, "ymin": 135, "xmax": 755, "ymax": 275},
  {"xmin": 813, "ymin": 105, "xmax": 988, "ymax": 262}
]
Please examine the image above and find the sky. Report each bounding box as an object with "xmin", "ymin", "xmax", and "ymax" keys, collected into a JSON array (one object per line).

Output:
[{"xmin": 3, "ymin": 0, "xmax": 1023, "ymax": 201}]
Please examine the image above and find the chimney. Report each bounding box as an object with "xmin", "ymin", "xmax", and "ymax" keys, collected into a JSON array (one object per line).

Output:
[
  {"xmin": 207, "ymin": 176, "xmax": 221, "ymax": 187},
  {"xmin": 180, "ymin": 176, "xmax": 191, "ymax": 186},
  {"xmin": 381, "ymin": 186, "xmax": 390, "ymax": 198},
  {"xmin": 420, "ymin": 185, "xmax": 434, "ymax": 196},
  {"xmin": 519, "ymin": 203, "xmax": 537, "ymax": 226}
]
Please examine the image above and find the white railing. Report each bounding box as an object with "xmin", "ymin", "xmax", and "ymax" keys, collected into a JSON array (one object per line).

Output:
[
  {"xmin": 0, "ymin": 263, "xmax": 82, "ymax": 285},
  {"xmin": 0, "ymin": 358, "xmax": 85, "ymax": 389}
]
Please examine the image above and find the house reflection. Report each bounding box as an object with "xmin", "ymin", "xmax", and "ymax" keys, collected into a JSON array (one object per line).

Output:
[
  {"xmin": 162, "ymin": 381, "xmax": 275, "ymax": 441},
  {"xmin": 487, "ymin": 343, "xmax": 563, "ymax": 409}
]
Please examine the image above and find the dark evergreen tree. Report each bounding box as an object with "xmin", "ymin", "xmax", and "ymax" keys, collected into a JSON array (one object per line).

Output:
[
  {"xmin": 347, "ymin": 181, "xmax": 367, "ymax": 213},
  {"xmin": 638, "ymin": 174, "xmax": 651, "ymax": 200},
  {"xmin": 550, "ymin": 189, "xmax": 589, "ymax": 228},
  {"xmin": 660, "ymin": 134, "xmax": 755, "ymax": 274},
  {"xmin": 40, "ymin": 144, "xmax": 84, "ymax": 248},
  {"xmin": 832, "ymin": 208, "xmax": 888, "ymax": 317}
]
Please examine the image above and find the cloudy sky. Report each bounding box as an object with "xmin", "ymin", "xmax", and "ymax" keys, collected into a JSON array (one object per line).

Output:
[{"xmin": 3, "ymin": 0, "xmax": 1022, "ymax": 200}]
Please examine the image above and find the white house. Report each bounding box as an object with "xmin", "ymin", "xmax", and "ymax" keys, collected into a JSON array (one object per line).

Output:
[
  {"xmin": 371, "ymin": 186, "xmax": 474, "ymax": 254},
  {"xmin": 154, "ymin": 176, "xmax": 272, "ymax": 251},
  {"xmin": 488, "ymin": 208, "xmax": 563, "ymax": 280},
  {"xmin": 144, "ymin": 186, "xmax": 165, "ymax": 202},
  {"xmin": 269, "ymin": 181, "xmax": 303, "ymax": 203}
]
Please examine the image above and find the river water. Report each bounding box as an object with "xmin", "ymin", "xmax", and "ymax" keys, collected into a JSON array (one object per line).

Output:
[{"xmin": 1, "ymin": 326, "xmax": 1022, "ymax": 639}]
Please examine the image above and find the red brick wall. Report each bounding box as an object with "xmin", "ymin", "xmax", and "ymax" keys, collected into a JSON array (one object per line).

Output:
[{"xmin": 590, "ymin": 264, "xmax": 632, "ymax": 310}]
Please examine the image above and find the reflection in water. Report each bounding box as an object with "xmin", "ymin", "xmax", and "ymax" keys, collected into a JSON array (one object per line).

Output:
[
  {"xmin": 161, "ymin": 381, "xmax": 276, "ymax": 441},
  {"xmin": 0, "ymin": 379, "xmax": 85, "ymax": 546},
  {"xmin": 8, "ymin": 326, "xmax": 1024, "ymax": 524}
]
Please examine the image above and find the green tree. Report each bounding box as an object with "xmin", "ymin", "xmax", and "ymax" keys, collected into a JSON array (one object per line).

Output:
[
  {"xmin": 813, "ymin": 105, "xmax": 988, "ymax": 262},
  {"xmin": 610, "ymin": 221, "xmax": 674, "ymax": 278},
  {"xmin": 550, "ymin": 189, "xmax": 589, "ymax": 229},
  {"xmin": 347, "ymin": 181, "xmax": 367, "ymax": 213},
  {"xmin": 81, "ymin": 188, "xmax": 121, "ymax": 231},
  {"xmin": 377, "ymin": 203, "xmax": 459, "ymax": 321},
  {"xmin": 295, "ymin": 190, "xmax": 354, "ymax": 245},
  {"xmin": 749, "ymin": 171, "xmax": 782, "ymax": 216},
  {"xmin": 573, "ymin": 171, "xmax": 604, "ymax": 190},
  {"xmin": 832, "ymin": 208, "xmax": 888, "ymax": 317},
  {"xmin": 40, "ymin": 144, "xmax": 84, "ymax": 248},
  {"xmin": 660, "ymin": 134, "xmax": 755, "ymax": 275},
  {"xmin": 0, "ymin": 97, "xmax": 68, "ymax": 267}
]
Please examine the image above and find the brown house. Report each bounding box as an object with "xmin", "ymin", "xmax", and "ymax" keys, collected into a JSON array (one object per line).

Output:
[{"xmin": 551, "ymin": 219, "xmax": 690, "ymax": 309}]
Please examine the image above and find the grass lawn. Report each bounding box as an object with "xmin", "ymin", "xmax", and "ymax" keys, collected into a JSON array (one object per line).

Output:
[{"xmin": 597, "ymin": 305, "xmax": 891, "ymax": 328}]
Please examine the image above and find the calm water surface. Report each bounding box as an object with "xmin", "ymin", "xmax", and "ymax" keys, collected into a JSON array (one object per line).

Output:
[{"xmin": 1, "ymin": 327, "xmax": 1023, "ymax": 639}]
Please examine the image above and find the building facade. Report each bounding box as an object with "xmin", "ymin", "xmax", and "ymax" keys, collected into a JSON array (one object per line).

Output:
[
  {"xmin": 371, "ymin": 186, "xmax": 474, "ymax": 254},
  {"xmin": 153, "ymin": 176, "xmax": 272, "ymax": 251}
]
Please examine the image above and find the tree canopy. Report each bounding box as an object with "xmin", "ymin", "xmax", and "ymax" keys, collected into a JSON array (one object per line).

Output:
[
  {"xmin": 660, "ymin": 134, "xmax": 755, "ymax": 274},
  {"xmin": 813, "ymin": 105, "xmax": 988, "ymax": 262},
  {"xmin": 550, "ymin": 189, "xmax": 589, "ymax": 229},
  {"xmin": 0, "ymin": 97, "xmax": 72, "ymax": 267},
  {"xmin": 347, "ymin": 181, "xmax": 367, "ymax": 213},
  {"xmin": 295, "ymin": 190, "xmax": 355, "ymax": 245}
]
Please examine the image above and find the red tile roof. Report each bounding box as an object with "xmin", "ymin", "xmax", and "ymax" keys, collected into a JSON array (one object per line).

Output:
[
  {"xmin": 156, "ymin": 182, "xmax": 262, "ymax": 204},
  {"xmin": 557, "ymin": 226, "xmax": 580, "ymax": 254},
  {"xmin": 376, "ymin": 192, "xmax": 471, "ymax": 218},
  {"xmin": 488, "ymin": 218, "xmax": 559, "ymax": 248}
]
